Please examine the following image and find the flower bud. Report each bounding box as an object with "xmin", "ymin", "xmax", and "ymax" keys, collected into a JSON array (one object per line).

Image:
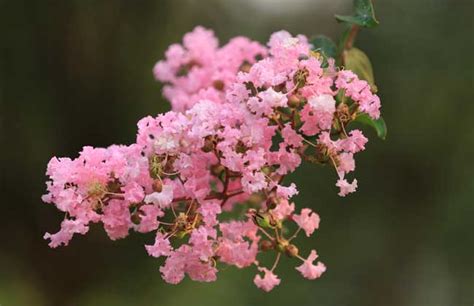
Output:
[
  {"xmin": 210, "ymin": 164, "xmax": 225, "ymax": 176},
  {"xmin": 285, "ymin": 244, "xmax": 299, "ymax": 257},
  {"xmin": 288, "ymin": 95, "xmax": 301, "ymax": 108},
  {"xmin": 213, "ymin": 80, "xmax": 225, "ymax": 91},
  {"xmin": 239, "ymin": 61, "xmax": 252, "ymax": 73},
  {"xmin": 153, "ymin": 180, "xmax": 163, "ymax": 192},
  {"xmin": 131, "ymin": 212, "xmax": 141, "ymax": 225},
  {"xmin": 261, "ymin": 166, "xmax": 273, "ymax": 176},
  {"xmin": 260, "ymin": 240, "xmax": 274, "ymax": 252},
  {"xmin": 255, "ymin": 213, "xmax": 272, "ymax": 229},
  {"xmin": 275, "ymin": 238, "xmax": 289, "ymax": 253}
]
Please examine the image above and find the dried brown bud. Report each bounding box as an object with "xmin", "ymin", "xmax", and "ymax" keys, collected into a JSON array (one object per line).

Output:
[
  {"xmin": 336, "ymin": 103, "xmax": 351, "ymax": 124},
  {"xmin": 213, "ymin": 80, "xmax": 225, "ymax": 91},
  {"xmin": 202, "ymin": 136, "xmax": 215, "ymax": 153}
]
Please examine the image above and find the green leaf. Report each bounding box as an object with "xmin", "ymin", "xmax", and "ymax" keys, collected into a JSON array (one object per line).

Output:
[
  {"xmin": 310, "ymin": 35, "xmax": 337, "ymax": 59},
  {"xmin": 343, "ymin": 47, "xmax": 377, "ymax": 91},
  {"xmin": 353, "ymin": 113, "xmax": 387, "ymax": 140},
  {"xmin": 335, "ymin": 0, "xmax": 379, "ymax": 28}
]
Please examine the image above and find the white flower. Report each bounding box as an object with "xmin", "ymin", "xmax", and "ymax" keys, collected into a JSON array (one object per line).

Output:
[
  {"xmin": 144, "ymin": 184, "xmax": 174, "ymax": 208},
  {"xmin": 308, "ymin": 94, "xmax": 336, "ymax": 113}
]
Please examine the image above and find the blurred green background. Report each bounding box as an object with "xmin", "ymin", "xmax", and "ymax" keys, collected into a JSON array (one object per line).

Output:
[{"xmin": 1, "ymin": 0, "xmax": 473, "ymax": 305}]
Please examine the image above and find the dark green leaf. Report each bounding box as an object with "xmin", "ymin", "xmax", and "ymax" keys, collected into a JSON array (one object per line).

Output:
[
  {"xmin": 310, "ymin": 35, "xmax": 337, "ymax": 59},
  {"xmin": 353, "ymin": 113, "xmax": 387, "ymax": 140},
  {"xmin": 335, "ymin": 0, "xmax": 379, "ymax": 28},
  {"xmin": 343, "ymin": 47, "xmax": 377, "ymax": 91}
]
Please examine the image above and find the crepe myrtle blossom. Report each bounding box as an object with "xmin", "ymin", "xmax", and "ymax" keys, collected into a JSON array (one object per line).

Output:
[{"xmin": 42, "ymin": 27, "xmax": 382, "ymax": 291}]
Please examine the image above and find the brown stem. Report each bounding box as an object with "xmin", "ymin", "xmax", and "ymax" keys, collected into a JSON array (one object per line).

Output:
[
  {"xmin": 340, "ymin": 24, "xmax": 360, "ymax": 65},
  {"xmin": 345, "ymin": 25, "xmax": 360, "ymax": 50}
]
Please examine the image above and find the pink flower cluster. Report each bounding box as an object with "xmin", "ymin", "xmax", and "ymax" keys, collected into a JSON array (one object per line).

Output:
[
  {"xmin": 153, "ymin": 26, "xmax": 267, "ymax": 112},
  {"xmin": 43, "ymin": 27, "xmax": 381, "ymax": 291}
]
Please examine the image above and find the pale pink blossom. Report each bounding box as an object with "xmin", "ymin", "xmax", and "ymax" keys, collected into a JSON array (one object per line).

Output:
[
  {"xmin": 336, "ymin": 178, "xmax": 358, "ymax": 197},
  {"xmin": 296, "ymin": 250, "xmax": 326, "ymax": 280},
  {"xmin": 281, "ymin": 124, "xmax": 303, "ymax": 148},
  {"xmin": 198, "ymin": 201, "xmax": 221, "ymax": 227},
  {"xmin": 293, "ymin": 208, "xmax": 320, "ymax": 237},
  {"xmin": 44, "ymin": 219, "xmax": 89, "ymax": 248},
  {"xmin": 271, "ymin": 199, "xmax": 295, "ymax": 220},
  {"xmin": 308, "ymin": 94, "xmax": 336, "ymax": 114},
  {"xmin": 145, "ymin": 232, "xmax": 172, "ymax": 258},
  {"xmin": 136, "ymin": 204, "xmax": 163, "ymax": 233},
  {"xmin": 254, "ymin": 268, "xmax": 281, "ymax": 292},
  {"xmin": 122, "ymin": 182, "xmax": 144, "ymax": 203},
  {"xmin": 144, "ymin": 184, "xmax": 174, "ymax": 208},
  {"xmin": 102, "ymin": 199, "xmax": 131, "ymax": 240}
]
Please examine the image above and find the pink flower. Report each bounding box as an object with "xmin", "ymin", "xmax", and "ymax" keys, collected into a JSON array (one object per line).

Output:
[
  {"xmin": 198, "ymin": 201, "xmax": 222, "ymax": 227},
  {"xmin": 296, "ymin": 250, "xmax": 326, "ymax": 280},
  {"xmin": 293, "ymin": 208, "xmax": 320, "ymax": 237},
  {"xmin": 145, "ymin": 232, "xmax": 172, "ymax": 258},
  {"xmin": 44, "ymin": 219, "xmax": 89, "ymax": 248},
  {"xmin": 159, "ymin": 247, "xmax": 187, "ymax": 284},
  {"xmin": 338, "ymin": 152, "xmax": 355, "ymax": 175},
  {"xmin": 42, "ymin": 27, "xmax": 384, "ymax": 290},
  {"xmin": 308, "ymin": 94, "xmax": 336, "ymax": 114},
  {"xmin": 136, "ymin": 204, "xmax": 163, "ymax": 233},
  {"xmin": 259, "ymin": 88, "xmax": 288, "ymax": 110},
  {"xmin": 254, "ymin": 268, "xmax": 281, "ymax": 292},
  {"xmin": 271, "ymin": 199, "xmax": 295, "ymax": 220},
  {"xmin": 276, "ymin": 183, "xmax": 298, "ymax": 200},
  {"xmin": 122, "ymin": 182, "xmax": 144, "ymax": 203},
  {"xmin": 335, "ymin": 70, "xmax": 380, "ymax": 119},
  {"xmin": 241, "ymin": 171, "xmax": 268, "ymax": 193},
  {"xmin": 340, "ymin": 129, "xmax": 368, "ymax": 153},
  {"xmin": 144, "ymin": 184, "xmax": 174, "ymax": 208},
  {"xmin": 281, "ymin": 124, "xmax": 303, "ymax": 148},
  {"xmin": 217, "ymin": 220, "xmax": 259, "ymax": 268},
  {"xmin": 102, "ymin": 199, "xmax": 131, "ymax": 240},
  {"xmin": 217, "ymin": 239, "xmax": 258, "ymax": 268},
  {"xmin": 336, "ymin": 178, "xmax": 358, "ymax": 197}
]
